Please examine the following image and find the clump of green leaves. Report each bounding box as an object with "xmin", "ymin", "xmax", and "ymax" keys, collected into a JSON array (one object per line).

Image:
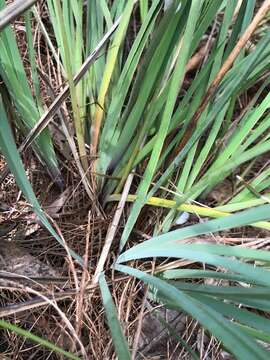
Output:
[
  {"xmin": 0, "ymin": 0, "xmax": 61, "ymax": 184},
  {"xmin": 1, "ymin": 0, "xmax": 270, "ymax": 358}
]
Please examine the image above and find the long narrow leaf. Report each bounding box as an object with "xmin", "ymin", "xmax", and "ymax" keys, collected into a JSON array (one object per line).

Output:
[
  {"xmin": 99, "ymin": 273, "xmax": 131, "ymax": 360},
  {"xmin": 115, "ymin": 265, "xmax": 270, "ymax": 359},
  {"xmin": 0, "ymin": 319, "xmax": 80, "ymax": 360},
  {"xmin": 0, "ymin": 97, "xmax": 83, "ymax": 265}
]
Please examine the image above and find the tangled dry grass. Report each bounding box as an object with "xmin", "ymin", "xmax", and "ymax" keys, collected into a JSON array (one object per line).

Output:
[{"xmin": 1, "ymin": 151, "xmax": 269, "ymax": 359}]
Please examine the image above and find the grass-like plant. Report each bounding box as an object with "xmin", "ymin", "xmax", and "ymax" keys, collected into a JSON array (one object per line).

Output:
[
  {"xmin": 0, "ymin": 0, "xmax": 61, "ymax": 185},
  {"xmin": 1, "ymin": 0, "xmax": 270, "ymax": 358}
]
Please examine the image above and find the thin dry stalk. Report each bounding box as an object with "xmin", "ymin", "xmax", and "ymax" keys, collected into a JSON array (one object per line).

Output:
[
  {"xmin": 132, "ymin": 260, "xmax": 156, "ymax": 359},
  {"xmin": 0, "ymin": 291, "xmax": 73, "ymax": 317},
  {"xmin": 3, "ymin": 281, "xmax": 87, "ymax": 359},
  {"xmin": 131, "ymin": 288, "xmax": 148, "ymax": 359},
  {"xmin": 117, "ymin": 277, "xmax": 133, "ymax": 319},
  {"xmin": 92, "ymin": 173, "xmax": 134, "ymax": 284},
  {"xmin": 75, "ymin": 211, "xmax": 91, "ymax": 336},
  {"xmin": 47, "ymin": 214, "xmax": 80, "ymax": 290},
  {"xmin": 185, "ymin": 40, "xmax": 214, "ymax": 73}
]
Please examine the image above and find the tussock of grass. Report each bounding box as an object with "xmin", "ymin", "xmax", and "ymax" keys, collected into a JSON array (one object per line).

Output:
[{"xmin": 1, "ymin": 0, "xmax": 270, "ymax": 359}]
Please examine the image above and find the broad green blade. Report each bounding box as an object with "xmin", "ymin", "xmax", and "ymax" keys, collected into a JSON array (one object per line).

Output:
[
  {"xmin": 117, "ymin": 204, "xmax": 270, "ymax": 287},
  {"xmin": 118, "ymin": 204, "xmax": 270, "ymax": 261},
  {"xmin": 170, "ymin": 282, "xmax": 270, "ymax": 311},
  {"xmin": 115, "ymin": 265, "xmax": 270, "ymax": 359},
  {"xmin": 161, "ymin": 269, "xmax": 262, "ymax": 284},
  {"xmin": 193, "ymin": 294, "xmax": 270, "ymax": 336}
]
